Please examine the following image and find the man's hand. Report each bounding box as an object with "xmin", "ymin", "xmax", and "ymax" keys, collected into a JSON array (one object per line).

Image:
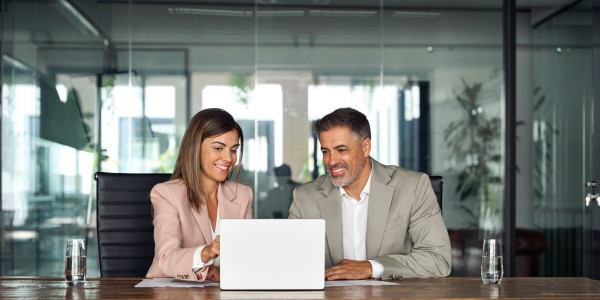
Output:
[
  {"xmin": 201, "ymin": 235, "xmax": 220, "ymax": 263},
  {"xmin": 324, "ymin": 259, "xmax": 372, "ymax": 280},
  {"xmin": 206, "ymin": 265, "xmax": 220, "ymax": 282}
]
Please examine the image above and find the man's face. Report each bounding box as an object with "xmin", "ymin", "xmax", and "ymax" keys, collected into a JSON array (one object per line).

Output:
[{"xmin": 319, "ymin": 126, "xmax": 370, "ymax": 187}]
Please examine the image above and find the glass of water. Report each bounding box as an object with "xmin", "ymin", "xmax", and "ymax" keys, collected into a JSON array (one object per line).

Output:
[
  {"xmin": 481, "ymin": 238, "xmax": 503, "ymax": 284},
  {"xmin": 65, "ymin": 239, "xmax": 86, "ymax": 286}
]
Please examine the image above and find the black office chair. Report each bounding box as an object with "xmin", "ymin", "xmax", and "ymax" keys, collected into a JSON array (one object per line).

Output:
[
  {"xmin": 428, "ymin": 175, "xmax": 444, "ymax": 213},
  {"xmin": 95, "ymin": 172, "xmax": 171, "ymax": 277}
]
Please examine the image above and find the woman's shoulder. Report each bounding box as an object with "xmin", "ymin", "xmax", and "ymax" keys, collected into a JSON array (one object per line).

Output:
[
  {"xmin": 152, "ymin": 178, "xmax": 185, "ymax": 194},
  {"xmin": 222, "ymin": 180, "xmax": 252, "ymax": 198},
  {"xmin": 222, "ymin": 180, "xmax": 250, "ymax": 190}
]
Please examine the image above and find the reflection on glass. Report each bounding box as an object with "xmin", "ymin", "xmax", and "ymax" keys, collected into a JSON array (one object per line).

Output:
[
  {"xmin": 2, "ymin": 0, "xmax": 506, "ymax": 278},
  {"xmin": 529, "ymin": 0, "xmax": 593, "ymax": 277},
  {"xmin": 2, "ymin": 59, "xmax": 97, "ymax": 276}
]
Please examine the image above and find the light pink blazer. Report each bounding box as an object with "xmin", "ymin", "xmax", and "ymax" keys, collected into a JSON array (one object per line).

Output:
[{"xmin": 146, "ymin": 179, "xmax": 253, "ymax": 281}]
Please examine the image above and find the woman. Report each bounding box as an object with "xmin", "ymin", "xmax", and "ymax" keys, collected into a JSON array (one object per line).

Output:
[{"xmin": 146, "ymin": 108, "xmax": 252, "ymax": 282}]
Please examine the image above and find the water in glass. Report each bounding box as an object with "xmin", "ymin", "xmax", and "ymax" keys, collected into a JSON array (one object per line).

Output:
[
  {"xmin": 65, "ymin": 255, "xmax": 87, "ymax": 284},
  {"xmin": 65, "ymin": 239, "xmax": 86, "ymax": 286},
  {"xmin": 481, "ymin": 238, "xmax": 503, "ymax": 284},
  {"xmin": 481, "ymin": 255, "xmax": 503, "ymax": 284}
]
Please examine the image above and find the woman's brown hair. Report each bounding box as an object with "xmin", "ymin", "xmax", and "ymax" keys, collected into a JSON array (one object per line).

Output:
[{"xmin": 171, "ymin": 108, "xmax": 244, "ymax": 212}]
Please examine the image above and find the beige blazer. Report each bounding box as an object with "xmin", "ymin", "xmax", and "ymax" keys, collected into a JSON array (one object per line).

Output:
[
  {"xmin": 146, "ymin": 179, "xmax": 253, "ymax": 281},
  {"xmin": 289, "ymin": 158, "xmax": 451, "ymax": 279}
]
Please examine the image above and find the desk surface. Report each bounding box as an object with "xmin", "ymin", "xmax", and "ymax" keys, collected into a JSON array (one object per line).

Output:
[{"xmin": 1, "ymin": 277, "xmax": 599, "ymax": 299}]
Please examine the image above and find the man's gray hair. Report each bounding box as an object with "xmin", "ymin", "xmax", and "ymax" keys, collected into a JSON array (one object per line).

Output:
[{"xmin": 313, "ymin": 107, "xmax": 371, "ymax": 142}]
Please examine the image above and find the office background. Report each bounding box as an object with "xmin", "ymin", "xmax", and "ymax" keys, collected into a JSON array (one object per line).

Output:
[{"xmin": 1, "ymin": 0, "xmax": 599, "ymax": 279}]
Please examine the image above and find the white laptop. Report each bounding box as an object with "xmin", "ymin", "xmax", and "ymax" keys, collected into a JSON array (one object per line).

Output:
[{"xmin": 220, "ymin": 219, "xmax": 325, "ymax": 290}]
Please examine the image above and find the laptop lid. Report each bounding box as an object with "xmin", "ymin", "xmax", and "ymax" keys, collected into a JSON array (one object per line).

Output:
[{"xmin": 220, "ymin": 219, "xmax": 325, "ymax": 290}]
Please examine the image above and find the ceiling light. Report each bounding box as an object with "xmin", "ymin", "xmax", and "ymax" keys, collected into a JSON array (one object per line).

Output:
[
  {"xmin": 308, "ymin": 10, "xmax": 377, "ymax": 17},
  {"xmin": 3, "ymin": 55, "xmax": 31, "ymax": 71},
  {"xmin": 392, "ymin": 11, "xmax": 441, "ymax": 18},
  {"xmin": 257, "ymin": 10, "xmax": 305, "ymax": 17},
  {"xmin": 168, "ymin": 8, "xmax": 253, "ymax": 17},
  {"xmin": 58, "ymin": 0, "xmax": 101, "ymax": 37}
]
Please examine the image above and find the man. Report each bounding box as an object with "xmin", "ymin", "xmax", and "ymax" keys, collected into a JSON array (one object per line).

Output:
[{"xmin": 289, "ymin": 107, "xmax": 451, "ymax": 280}]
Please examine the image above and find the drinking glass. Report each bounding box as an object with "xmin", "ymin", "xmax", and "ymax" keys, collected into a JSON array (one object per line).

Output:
[
  {"xmin": 481, "ymin": 238, "xmax": 503, "ymax": 284},
  {"xmin": 65, "ymin": 239, "xmax": 86, "ymax": 286}
]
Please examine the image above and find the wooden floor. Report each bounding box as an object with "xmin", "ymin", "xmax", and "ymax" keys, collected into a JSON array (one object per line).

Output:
[{"xmin": 0, "ymin": 277, "xmax": 599, "ymax": 299}]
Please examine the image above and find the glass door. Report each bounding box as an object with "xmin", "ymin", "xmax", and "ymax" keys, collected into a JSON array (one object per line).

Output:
[
  {"xmin": 584, "ymin": 0, "xmax": 600, "ymax": 280},
  {"xmin": 531, "ymin": 0, "xmax": 599, "ymax": 278}
]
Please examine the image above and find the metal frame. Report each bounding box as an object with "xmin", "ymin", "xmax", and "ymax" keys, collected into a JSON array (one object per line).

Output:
[
  {"xmin": 503, "ymin": 0, "xmax": 517, "ymax": 277},
  {"xmin": 0, "ymin": 0, "xmax": 4, "ymax": 275}
]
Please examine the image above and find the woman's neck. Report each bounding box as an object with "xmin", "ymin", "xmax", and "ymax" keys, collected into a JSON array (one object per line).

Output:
[{"xmin": 200, "ymin": 176, "xmax": 219, "ymax": 202}]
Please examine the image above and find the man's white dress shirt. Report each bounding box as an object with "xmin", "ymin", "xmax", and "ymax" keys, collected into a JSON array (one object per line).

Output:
[{"xmin": 339, "ymin": 173, "xmax": 384, "ymax": 278}]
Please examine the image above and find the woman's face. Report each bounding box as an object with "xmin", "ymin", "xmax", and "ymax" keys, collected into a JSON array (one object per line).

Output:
[{"xmin": 199, "ymin": 129, "xmax": 240, "ymax": 184}]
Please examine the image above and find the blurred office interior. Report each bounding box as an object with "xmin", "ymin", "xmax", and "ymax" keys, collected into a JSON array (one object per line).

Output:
[{"xmin": 1, "ymin": 0, "xmax": 599, "ymax": 279}]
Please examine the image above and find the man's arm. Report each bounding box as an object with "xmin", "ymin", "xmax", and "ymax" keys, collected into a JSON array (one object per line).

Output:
[
  {"xmin": 288, "ymin": 188, "xmax": 301, "ymax": 219},
  {"xmin": 374, "ymin": 174, "xmax": 452, "ymax": 279}
]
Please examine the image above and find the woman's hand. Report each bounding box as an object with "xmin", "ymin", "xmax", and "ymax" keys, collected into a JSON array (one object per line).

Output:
[
  {"xmin": 206, "ymin": 265, "xmax": 220, "ymax": 282},
  {"xmin": 201, "ymin": 235, "xmax": 220, "ymax": 263}
]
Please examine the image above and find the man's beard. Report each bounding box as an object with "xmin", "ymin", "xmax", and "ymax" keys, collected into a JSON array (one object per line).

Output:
[{"xmin": 328, "ymin": 158, "xmax": 366, "ymax": 188}]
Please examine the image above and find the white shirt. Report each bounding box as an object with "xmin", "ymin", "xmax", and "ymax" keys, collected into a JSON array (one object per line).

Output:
[
  {"xmin": 192, "ymin": 207, "xmax": 220, "ymax": 271},
  {"xmin": 339, "ymin": 173, "xmax": 384, "ymax": 278}
]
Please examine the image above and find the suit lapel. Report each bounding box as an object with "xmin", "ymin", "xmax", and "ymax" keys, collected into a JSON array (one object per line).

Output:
[
  {"xmin": 317, "ymin": 178, "xmax": 344, "ymax": 265},
  {"xmin": 218, "ymin": 182, "xmax": 241, "ymax": 218},
  {"xmin": 191, "ymin": 182, "xmax": 241, "ymax": 244},
  {"xmin": 366, "ymin": 159, "xmax": 394, "ymax": 259},
  {"xmin": 192, "ymin": 202, "xmax": 213, "ymax": 244}
]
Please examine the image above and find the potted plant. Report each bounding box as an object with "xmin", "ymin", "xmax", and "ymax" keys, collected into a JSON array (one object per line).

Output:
[{"xmin": 444, "ymin": 79, "xmax": 502, "ymax": 232}]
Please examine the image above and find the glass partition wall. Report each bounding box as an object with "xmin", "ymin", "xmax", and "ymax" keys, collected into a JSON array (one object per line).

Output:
[
  {"xmin": 2, "ymin": 0, "xmax": 505, "ymax": 277},
  {"xmin": 516, "ymin": 0, "xmax": 600, "ymax": 278}
]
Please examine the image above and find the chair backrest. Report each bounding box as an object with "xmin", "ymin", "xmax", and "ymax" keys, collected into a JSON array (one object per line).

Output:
[
  {"xmin": 95, "ymin": 172, "xmax": 171, "ymax": 277},
  {"xmin": 428, "ymin": 175, "xmax": 444, "ymax": 213}
]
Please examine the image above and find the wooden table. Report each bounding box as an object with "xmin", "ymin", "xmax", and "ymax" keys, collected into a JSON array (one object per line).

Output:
[{"xmin": 1, "ymin": 277, "xmax": 599, "ymax": 299}]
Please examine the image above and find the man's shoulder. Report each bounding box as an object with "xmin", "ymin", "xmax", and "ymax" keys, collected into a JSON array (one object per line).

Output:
[
  {"xmin": 290, "ymin": 175, "xmax": 331, "ymax": 217},
  {"xmin": 373, "ymin": 159, "xmax": 428, "ymax": 183},
  {"xmin": 294, "ymin": 175, "xmax": 330, "ymax": 199},
  {"xmin": 295, "ymin": 176, "xmax": 324, "ymax": 192}
]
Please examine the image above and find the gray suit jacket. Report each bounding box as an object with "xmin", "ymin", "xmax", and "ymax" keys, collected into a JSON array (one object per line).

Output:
[{"xmin": 289, "ymin": 158, "xmax": 452, "ymax": 279}]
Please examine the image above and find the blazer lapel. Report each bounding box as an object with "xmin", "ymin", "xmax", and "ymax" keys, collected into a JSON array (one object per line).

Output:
[
  {"xmin": 218, "ymin": 182, "xmax": 241, "ymax": 219},
  {"xmin": 191, "ymin": 182, "xmax": 241, "ymax": 244},
  {"xmin": 317, "ymin": 178, "xmax": 344, "ymax": 265},
  {"xmin": 366, "ymin": 158, "xmax": 394, "ymax": 259},
  {"xmin": 192, "ymin": 202, "xmax": 213, "ymax": 244}
]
